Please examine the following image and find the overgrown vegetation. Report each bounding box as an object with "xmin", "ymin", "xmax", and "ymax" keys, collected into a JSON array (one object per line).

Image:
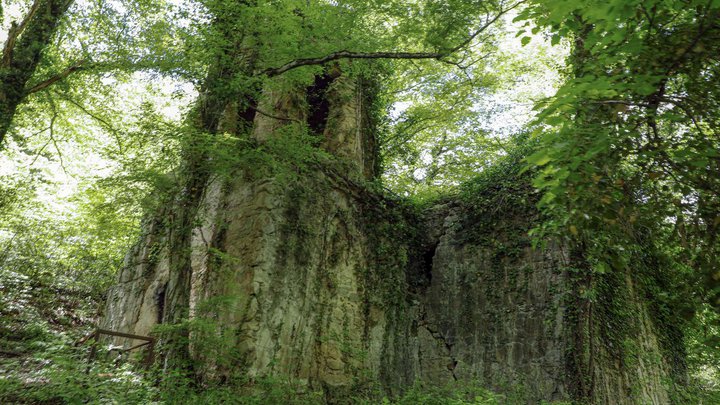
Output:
[{"xmin": 1, "ymin": 0, "xmax": 718, "ymax": 403}]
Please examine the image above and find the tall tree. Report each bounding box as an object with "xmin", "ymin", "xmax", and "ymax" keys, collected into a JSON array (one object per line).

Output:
[
  {"xmin": 519, "ymin": 0, "xmax": 720, "ymax": 391},
  {"xmin": 520, "ymin": 0, "xmax": 720, "ymax": 305},
  {"xmin": 0, "ymin": 0, "xmax": 73, "ymax": 146}
]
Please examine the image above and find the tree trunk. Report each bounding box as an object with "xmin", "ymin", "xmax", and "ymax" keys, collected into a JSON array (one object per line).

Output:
[
  {"xmin": 0, "ymin": 0, "xmax": 73, "ymax": 145},
  {"xmin": 0, "ymin": 0, "xmax": 73, "ymax": 147}
]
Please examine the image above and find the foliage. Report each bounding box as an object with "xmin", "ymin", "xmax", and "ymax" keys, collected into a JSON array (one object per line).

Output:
[
  {"xmin": 518, "ymin": 0, "xmax": 720, "ymax": 300},
  {"xmin": 513, "ymin": 0, "xmax": 720, "ymax": 398},
  {"xmin": 458, "ymin": 134, "xmax": 539, "ymax": 238},
  {"xmin": 1, "ymin": 0, "xmax": 719, "ymax": 403},
  {"xmin": 1, "ymin": 349, "xmax": 157, "ymax": 404},
  {"xmin": 0, "ymin": 338, "xmax": 538, "ymax": 405},
  {"xmin": 368, "ymin": 381, "xmax": 508, "ymax": 405},
  {"xmin": 381, "ymin": 16, "xmax": 566, "ymax": 197}
]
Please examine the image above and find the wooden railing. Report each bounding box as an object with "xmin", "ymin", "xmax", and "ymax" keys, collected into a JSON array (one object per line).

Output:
[{"xmin": 76, "ymin": 328, "xmax": 156, "ymax": 369}]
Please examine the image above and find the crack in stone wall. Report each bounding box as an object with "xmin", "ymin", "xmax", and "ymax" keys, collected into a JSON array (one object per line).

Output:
[{"xmin": 419, "ymin": 309, "xmax": 458, "ymax": 381}]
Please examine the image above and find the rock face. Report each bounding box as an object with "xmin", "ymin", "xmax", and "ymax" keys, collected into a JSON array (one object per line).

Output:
[
  {"xmin": 102, "ymin": 75, "xmax": 683, "ymax": 403},
  {"xmin": 414, "ymin": 202, "xmax": 681, "ymax": 404},
  {"xmin": 415, "ymin": 203, "xmax": 571, "ymax": 401}
]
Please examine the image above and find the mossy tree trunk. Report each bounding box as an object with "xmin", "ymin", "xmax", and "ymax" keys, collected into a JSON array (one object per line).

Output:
[{"xmin": 0, "ymin": 0, "xmax": 73, "ymax": 146}]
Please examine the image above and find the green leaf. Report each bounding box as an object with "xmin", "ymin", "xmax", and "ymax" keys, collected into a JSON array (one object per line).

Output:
[
  {"xmin": 595, "ymin": 262, "xmax": 610, "ymax": 274},
  {"xmin": 521, "ymin": 36, "xmax": 532, "ymax": 46},
  {"xmin": 689, "ymin": 158, "xmax": 709, "ymax": 168},
  {"xmin": 526, "ymin": 150, "xmax": 553, "ymax": 166}
]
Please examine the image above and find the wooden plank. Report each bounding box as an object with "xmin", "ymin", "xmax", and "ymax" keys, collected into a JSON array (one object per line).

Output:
[
  {"xmin": 77, "ymin": 328, "xmax": 157, "ymax": 370},
  {"xmin": 95, "ymin": 328, "xmax": 155, "ymax": 342},
  {"xmin": 123, "ymin": 341, "xmax": 151, "ymax": 352},
  {"xmin": 74, "ymin": 330, "xmax": 96, "ymax": 346}
]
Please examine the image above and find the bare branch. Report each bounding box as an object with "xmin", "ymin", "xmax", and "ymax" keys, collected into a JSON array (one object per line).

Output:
[
  {"xmin": 263, "ymin": 1, "xmax": 523, "ymax": 77},
  {"xmin": 29, "ymin": 129, "xmax": 53, "ymax": 167},
  {"xmin": 264, "ymin": 50, "xmax": 445, "ymax": 77},
  {"xmin": 250, "ymin": 105, "xmax": 302, "ymax": 123},
  {"xmin": 48, "ymin": 113, "xmax": 68, "ymax": 174},
  {"xmin": 29, "ymin": 108, "xmax": 59, "ymax": 168},
  {"xmin": 25, "ymin": 60, "xmax": 87, "ymax": 95}
]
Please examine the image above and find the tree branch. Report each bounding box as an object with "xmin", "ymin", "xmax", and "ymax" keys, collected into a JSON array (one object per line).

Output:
[
  {"xmin": 54, "ymin": 90, "xmax": 124, "ymax": 153},
  {"xmin": 15, "ymin": 0, "xmax": 42, "ymax": 38},
  {"xmin": 1, "ymin": 0, "xmax": 41, "ymax": 66},
  {"xmin": 25, "ymin": 59, "xmax": 87, "ymax": 95},
  {"xmin": 263, "ymin": 1, "xmax": 522, "ymax": 77},
  {"xmin": 2, "ymin": 22, "xmax": 20, "ymax": 67},
  {"xmin": 48, "ymin": 112, "xmax": 68, "ymax": 174},
  {"xmin": 264, "ymin": 50, "xmax": 445, "ymax": 77},
  {"xmin": 29, "ymin": 127, "xmax": 53, "ymax": 167},
  {"xmin": 250, "ymin": 105, "xmax": 302, "ymax": 123}
]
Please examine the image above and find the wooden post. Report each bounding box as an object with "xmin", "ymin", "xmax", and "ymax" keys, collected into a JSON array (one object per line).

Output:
[
  {"xmin": 85, "ymin": 330, "xmax": 99, "ymax": 374},
  {"xmin": 88, "ymin": 329, "xmax": 99, "ymax": 361},
  {"xmin": 144, "ymin": 340, "xmax": 155, "ymax": 370},
  {"xmin": 78, "ymin": 328, "xmax": 156, "ymax": 371}
]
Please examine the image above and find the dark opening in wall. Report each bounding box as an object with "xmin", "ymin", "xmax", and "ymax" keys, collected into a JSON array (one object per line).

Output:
[
  {"xmin": 155, "ymin": 283, "xmax": 167, "ymax": 324},
  {"xmin": 306, "ymin": 74, "xmax": 333, "ymax": 134},
  {"xmin": 408, "ymin": 242, "xmax": 437, "ymax": 292},
  {"xmin": 421, "ymin": 242, "xmax": 437, "ymax": 286},
  {"xmin": 238, "ymin": 98, "xmax": 257, "ymax": 128}
]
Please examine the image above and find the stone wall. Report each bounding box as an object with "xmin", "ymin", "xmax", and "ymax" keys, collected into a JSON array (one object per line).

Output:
[
  {"xmin": 102, "ymin": 170, "xmax": 681, "ymax": 403},
  {"xmin": 101, "ymin": 73, "xmax": 683, "ymax": 403},
  {"xmin": 415, "ymin": 202, "xmax": 571, "ymax": 402},
  {"xmin": 413, "ymin": 201, "xmax": 680, "ymax": 404}
]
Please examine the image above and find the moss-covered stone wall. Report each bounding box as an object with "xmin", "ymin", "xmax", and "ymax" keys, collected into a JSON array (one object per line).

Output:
[{"xmin": 101, "ymin": 75, "xmax": 685, "ymax": 404}]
